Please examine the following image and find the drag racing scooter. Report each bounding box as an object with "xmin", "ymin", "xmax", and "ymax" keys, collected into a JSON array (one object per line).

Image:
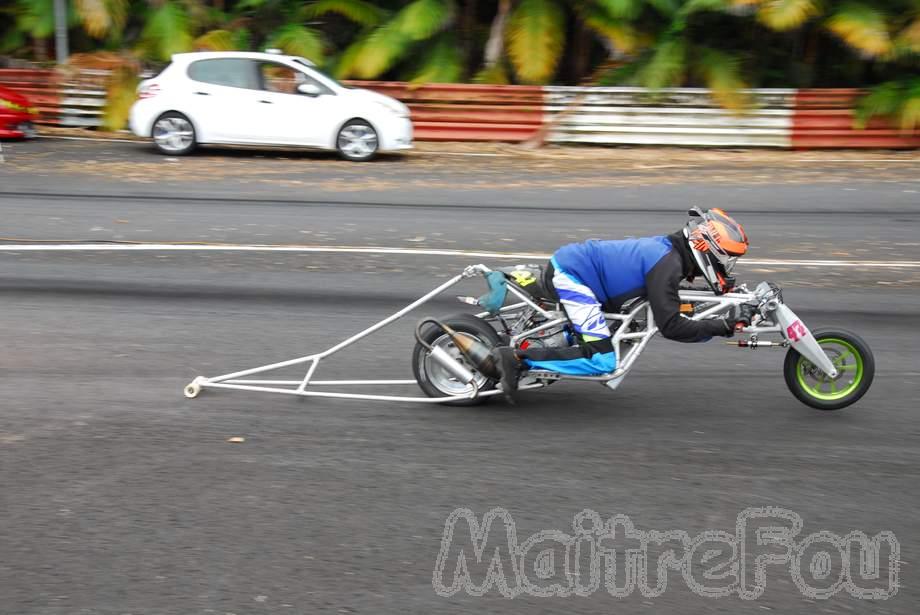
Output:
[{"xmin": 184, "ymin": 262, "xmax": 873, "ymax": 411}]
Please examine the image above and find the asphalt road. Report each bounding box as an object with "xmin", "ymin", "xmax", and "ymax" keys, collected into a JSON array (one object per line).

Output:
[{"xmin": 0, "ymin": 138, "xmax": 918, "ymax": 614}]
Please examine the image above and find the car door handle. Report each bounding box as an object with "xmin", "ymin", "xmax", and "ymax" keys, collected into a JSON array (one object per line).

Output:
[
  {"xmin": 194, "ymin": 91, "xmax": 210, "ymax": 96},
  {"xmin": 258, "ymin": 100, "xmax": 273, "ymax": 104}
]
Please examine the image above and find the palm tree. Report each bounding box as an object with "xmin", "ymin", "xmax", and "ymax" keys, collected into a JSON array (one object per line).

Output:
[
  {"xmin": 310, "ymin": 0, "xmax": 460, "ymax": 81},
  {"xmin": 738, "ymin": 0, "xmax": 920, "ymax": 128},
  {"xmin": 138, "ymin": 1, "xmax": 194, "ymax": 61},
  {"xmin": 498, "ymin": 0, "xmax": 649, "ymax": 85}
]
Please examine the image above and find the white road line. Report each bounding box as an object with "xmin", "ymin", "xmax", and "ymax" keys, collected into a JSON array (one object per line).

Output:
[
  {"xmin": 792, "ymin": 159, "xmax": 919, "ymax": 163},
  {"xmin": 2, "ymin": 242, "xmax": 920, "ymax": 268}
]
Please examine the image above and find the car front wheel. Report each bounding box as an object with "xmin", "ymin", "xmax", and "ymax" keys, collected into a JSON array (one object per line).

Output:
[
  {"xmin": 152, "ymin": 112, "xmax": 197, "ymax": 155},
  {"xmin": 336, "ymin": 119, "xmax": 378, "ymax": 161}
]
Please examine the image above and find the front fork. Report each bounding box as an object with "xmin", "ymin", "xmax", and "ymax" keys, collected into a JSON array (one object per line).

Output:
[
  {"xmin": 730, "ymin": 304, "xmax": 837, "ymax": 378},
  {"xmin": 774, "ymin": 303, "xmax": 838, "ymax": 377}
]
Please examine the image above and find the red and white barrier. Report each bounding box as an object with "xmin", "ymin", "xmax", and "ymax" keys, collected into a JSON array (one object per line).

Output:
[
  {"xmin": 0, "ymin": 68, "xmax": 916, "ymax": 149},
  {"xmin": 792, "ymin": 89, "xmax": 920, "ymax": 149},
  {"xmin": 544, "ymin": 87, "xmax": 796, "ymax": 148}
]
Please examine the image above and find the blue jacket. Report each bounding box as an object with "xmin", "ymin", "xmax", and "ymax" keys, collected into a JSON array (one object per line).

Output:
[
  {"xmin": 555, "ymin": 236, "xmax": 673, "ymax": 307},
  {"xmin": 553, "ymin": 233, "xmax": 729, "ymax": 343}
]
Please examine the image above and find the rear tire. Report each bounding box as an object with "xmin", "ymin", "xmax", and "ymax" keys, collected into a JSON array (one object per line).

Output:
[
  {"xmin": 152, "ymin": 111, "xmax": 197, "ymax": 155},
  {"xmin": 783, "ymin": 328, "xmax": 874, "ymax": 410},
  {"xmin": 412, "ymin": 313, "xmax": 502, "ymax": 406}
]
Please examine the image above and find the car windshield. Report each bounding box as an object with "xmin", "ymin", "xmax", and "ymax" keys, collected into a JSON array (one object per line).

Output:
[{"xmin": 291, "ymin": 58, "xmax": 350, "ymax": 89}]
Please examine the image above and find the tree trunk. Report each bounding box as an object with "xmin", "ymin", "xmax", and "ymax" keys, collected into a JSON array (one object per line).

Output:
[
  {"xmin": 461, "ymin": 0, "xmax": 478, "ymax": 76},
  {"xmin": 483, "ymin": 0, "xmax": 511, "ymax": 69},
  {"xmin": 570, "ymin": 17, "xmax": 590, "ymax": 85},
  {"xmin": 520, "ymin": 62, "xmax": 613, "ymax": 149},
  {"xmin": 33, "ymin": 37, "xmax": 47, "ymax": 62}
]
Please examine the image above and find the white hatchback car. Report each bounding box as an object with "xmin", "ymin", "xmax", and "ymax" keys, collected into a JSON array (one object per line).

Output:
[{"xmin": 129, "ymin": 51, "xmax": 413, "ymax": 161}]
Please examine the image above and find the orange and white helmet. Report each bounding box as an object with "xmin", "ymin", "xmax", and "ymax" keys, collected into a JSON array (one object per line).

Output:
[{"xmin": 683, "ymin": 207, "xmax": 749, "ymax": 294}]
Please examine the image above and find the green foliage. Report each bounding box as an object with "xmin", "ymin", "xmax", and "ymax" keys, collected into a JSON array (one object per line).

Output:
[
  {"xmin": 826, "ymin": 2, "xmax": 892, "ymax": 57},
  {"xmin": 1, "ymin": 0, "xmax": 916, "ymax": 126},
  {"xmin": 755, "ymin": 0, "xmax": 821, "ymax": 31},
  {"xmin": 396, "ymin": 0, "xmax": 454, "ymax": 40},
  {"xmin": 102, "ymin": 64, "xmax": 138, "ymax": 130},
  {"xmin": 194, "ymin": 29, "xmax": 238, "ymax": 51},
  {"xmin": 75, "ymin": 0, "xmax": 128, "ymax": 39},
  {"xmin": 577, "ymin": 2, "xmax": 643, "ymax": 53},
  {"xmin": 595, "ymin": 0, "xmax": 644, "ymax": 21},
  {"xmin": 407, "ymin": 33, "xmax": 462, "ymax": 83},
  {"xmin": 474, "ymin": 62, "xmax": 511, "ymax": 84},
  {"xmin": 506, "ymin": 0, "xmax": 566, "ymax": 84},
  {"xmin": 341, "ymin": 0, "xmax": 454, "ymax": 79},
  {"xmin": 139, "ymin": 1, "xmax": 193, "ymax": 61},
  {"xmin": 855, "ymin": 77, "xmax": 920, "ymax": 131},
  {"xmin": 16, "ymin": 0, "xmax": 58, "ymax": 39},
  {"xmin": 304, "ymin": 0, "xmax": 387, "ymax": 28},
  {"xmin": 266, "ymin": 24, "xmax": 325, "ymax": 63},
  {"xmin": 636, "ymin": 37, "xmax": 686, "ymax": 88},
  {"xmin": 329, "ymin": 34, "xmax": 367, "ymax": 78},
  {"xmin": 694, "ymin": 47, "xmax": 751, "ymax": 109}
]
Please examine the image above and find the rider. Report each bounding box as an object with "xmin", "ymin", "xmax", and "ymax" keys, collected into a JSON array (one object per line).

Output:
[{"xmin": 491, "ymin": 207, "xmax": 755, "ymax": 399}]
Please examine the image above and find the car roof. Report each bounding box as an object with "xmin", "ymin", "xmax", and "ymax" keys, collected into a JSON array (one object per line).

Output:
[{"xmin": 171, "ymin": 51, "xmax": 315, "ymax": 66}]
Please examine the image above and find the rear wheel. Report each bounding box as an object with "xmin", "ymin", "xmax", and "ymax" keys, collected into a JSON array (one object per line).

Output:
[
  {"xmin": 412, "ymin": 314, "xmax": 501, "ymax": 406},
  {"xmin": 783, "ymin": 328, "xmax": 874, "ymax": 410},
  {"xmin": 152, "ymin": 111, "xmax": 196, "ymax": 155}
]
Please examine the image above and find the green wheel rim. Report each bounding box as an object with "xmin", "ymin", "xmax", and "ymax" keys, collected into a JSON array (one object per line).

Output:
[{"xmin": 796, "ymin": 338, "xmax": 864, "ymax": 401}]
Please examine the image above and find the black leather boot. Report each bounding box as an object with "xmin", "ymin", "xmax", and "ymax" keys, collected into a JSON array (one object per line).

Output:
[{"xmin": 489, "ymin": 346, "xmax": 520, "ymax": 404}]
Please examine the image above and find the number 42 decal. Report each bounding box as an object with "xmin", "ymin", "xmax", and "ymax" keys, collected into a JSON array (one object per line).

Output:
[{"xmin": 786, "ymin": 320, "xmax": 807, "ymax": 342}]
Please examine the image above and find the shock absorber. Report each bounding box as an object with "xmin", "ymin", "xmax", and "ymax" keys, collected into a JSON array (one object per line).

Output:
[{"xmin": 726, "ymin": 336, "xmax": 788, "ymax": 349}]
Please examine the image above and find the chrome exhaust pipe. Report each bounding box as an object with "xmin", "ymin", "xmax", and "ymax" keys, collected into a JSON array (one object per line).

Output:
[
  {"xmin": 426, "ymin": 345, "xmax": 477, "ymax": 384},
  {"xmin": 415, "ymin": 318, "xmax": 499, "ymax": 384}
]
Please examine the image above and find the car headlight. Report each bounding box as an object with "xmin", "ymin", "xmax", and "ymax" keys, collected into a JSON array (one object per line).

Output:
[{"xmin": 373, "ymin": 99, "xmax": 408, "ymax": 118}]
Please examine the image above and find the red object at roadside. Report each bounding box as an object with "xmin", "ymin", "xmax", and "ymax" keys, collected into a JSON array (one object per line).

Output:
[{"xmin": 0, "ymin": 86, "xmax": 39, "ymax": 139}]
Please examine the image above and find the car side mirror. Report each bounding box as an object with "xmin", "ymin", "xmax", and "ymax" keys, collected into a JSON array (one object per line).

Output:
[{"xmin": 297, "ymin": 83, "xmax": 322, "ymax": 97}]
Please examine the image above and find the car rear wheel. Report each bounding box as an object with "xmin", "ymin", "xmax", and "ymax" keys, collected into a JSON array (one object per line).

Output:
[
  {"xmin": 152, "ymin": 112, "xmax": 196, "ymax": 155},
  {"xmin": 336, "ymin": 119, "xmax": 378, "ymax": 161}
]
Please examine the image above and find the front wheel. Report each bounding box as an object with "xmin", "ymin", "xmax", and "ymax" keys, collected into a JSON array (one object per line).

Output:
[
  {"xmin": 783, "ymin": 328, "xmax": 874, "ymax": 410},
  {"xmin": 412, "ymin": 313, "xmax": 501, "ymax": 406},
  {"xmin": 336, "ymin": 119, "xmax": 378, "ymax": 161}
]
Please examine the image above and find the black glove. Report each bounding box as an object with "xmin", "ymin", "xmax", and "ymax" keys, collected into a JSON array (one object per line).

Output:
[{"xmin": 723, "ymin": 303, "xmax": 757, "ymax": 336}]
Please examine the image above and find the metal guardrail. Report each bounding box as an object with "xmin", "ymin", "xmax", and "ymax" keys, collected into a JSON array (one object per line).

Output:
[
  {"xmin": 0, "ymin": 68, "xmax": 107, "ymax": 127},
  {"xmin": 544, "ymin": 87, "xmax": 797, "ymax": 148},
  {"xmin": 792, "ymin": 89, "xmax": 920, "ymax": 149},
  {"xmin": 1, "ymin": 69, "xmax": 916, "ymax": 148},
  {"xmin": 0, "ymin": 69, "xmax": 61, "ymax": 123},
  {"xmin": 58, "ymin": 69, "xmax": 108, "ymax": 127},
  {"xmin": 346, "ymin": 81, "xmax": 544, "ymax": 142}
]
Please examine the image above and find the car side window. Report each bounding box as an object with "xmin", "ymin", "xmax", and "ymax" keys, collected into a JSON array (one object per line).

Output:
[
  {"xmin": 188, "ymin": 59, "xmax": 258, "ymax": 90},
  {"xmin": 259, "ymin": 62, "xmax": 333, "ymax": 96}
]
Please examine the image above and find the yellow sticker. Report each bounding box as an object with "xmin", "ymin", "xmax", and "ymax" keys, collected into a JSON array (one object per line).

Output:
[{"xmin": 510, "ymin": 270, "xmax": 536, "ymax": 286}]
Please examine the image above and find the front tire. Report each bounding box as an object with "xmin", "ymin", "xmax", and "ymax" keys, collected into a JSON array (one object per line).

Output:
[
  {"xmin": 412, "ymin": 313, "xmax": 502, "ymax": 406},
  {"xmin": 152, "ymin": 111, "xmax": 197, "ymax": 155},
  {"xmin": 336, "ymin": 119, "xmax": 378, "ymax": 161},
  {"xmin": 783, "ymin": 328, "xmax": 874, "ymax": 410}
]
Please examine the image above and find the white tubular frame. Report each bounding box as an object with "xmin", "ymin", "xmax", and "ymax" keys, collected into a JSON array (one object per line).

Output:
[
  {"xmin": 184, "ymin": 264, "xmax": 544, "ymax": 402},
  {"xmin": 184, "ymin": 262, "xmax": 795, "ymax": 403},
  {"xmin": 523, "ymin": 288, "xmax": 772, "ymax": 385}
]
